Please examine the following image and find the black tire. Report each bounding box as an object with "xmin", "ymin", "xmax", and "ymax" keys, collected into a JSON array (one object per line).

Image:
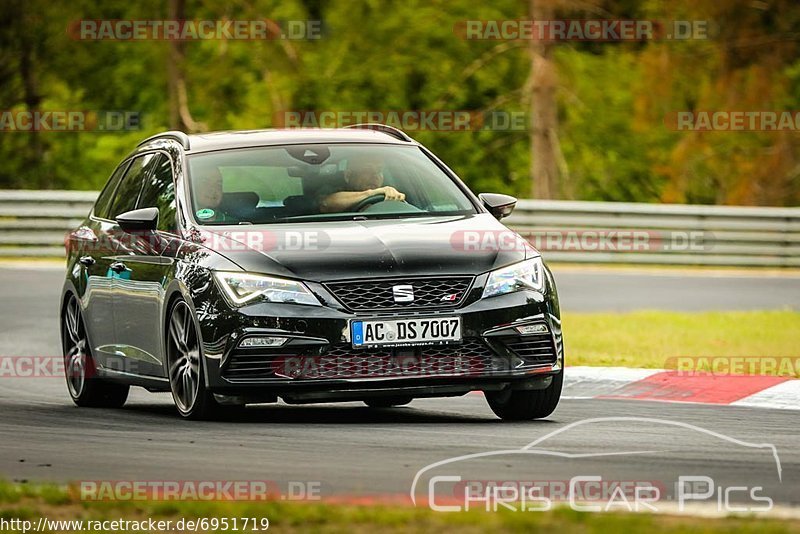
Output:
[
  {"xmin": 165, "ymin": 298, "xmax": 225, "ymax": 420},
  {"xmin": 61, "ymin": 294, "xmax": 129, "ymax": 408},
  {"xmin": 363, "ymin": 396, "xmax": 413, "ymax": 408},
  {"xmin": 486, "ymin": 370, "xmax": 563, "ymax": 421}
]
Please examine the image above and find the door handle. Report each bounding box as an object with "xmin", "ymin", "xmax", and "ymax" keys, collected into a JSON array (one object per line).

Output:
[
  {"xmin": 109, "ymin": 261, "xmax": 128, "ymax": 274},
  {"xmin": 78, "ymin": 256, "xmax": 96, "ymax": 267}
]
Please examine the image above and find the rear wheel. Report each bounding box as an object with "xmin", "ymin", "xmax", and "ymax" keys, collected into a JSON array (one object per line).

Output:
[
  {"xmin": 363, "ymin": 396, "xmax": 413, "ymax": 408},
  {"xmin": 486, "ymin": 370, "xmax": 563, "ymax": 421},
  {"xmin": 166, "ymin": 298, "xmax": 230, "ymax": 420},
  {"xmin": 61, "ymin": 294, "xmax": 129, "ymax": 408}
]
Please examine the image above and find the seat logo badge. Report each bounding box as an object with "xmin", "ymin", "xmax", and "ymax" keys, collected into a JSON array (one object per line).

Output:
[{"xmin": 392, "ymin": 285, "xmax": 414, "ymax": 303}]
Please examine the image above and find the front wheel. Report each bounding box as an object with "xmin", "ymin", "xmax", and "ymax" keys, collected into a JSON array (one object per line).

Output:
[
  {"xmin": 166, "ymin": 298, "xmax": 225, "ymax": 420},
  {"xmin": 485, "ymin": 370, "xmax": 563, "ymax": 421},
  {"xmin": 61, "ymin": 294, "xmax": 129, "ymax": 408}
]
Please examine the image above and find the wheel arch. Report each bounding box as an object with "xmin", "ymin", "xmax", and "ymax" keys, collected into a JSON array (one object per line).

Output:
[{"xmin": 161, "ymin": 278, "xmax": 211, "ymax": 387}]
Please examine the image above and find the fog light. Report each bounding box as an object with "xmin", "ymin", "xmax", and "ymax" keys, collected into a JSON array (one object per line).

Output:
[
  {"xmin": 239, "ymin": 336, "xmax": 288, "ymax": 348},
  {"xmin": 516, "ymin": 324, "xmax": 549, "ymax": 335}
]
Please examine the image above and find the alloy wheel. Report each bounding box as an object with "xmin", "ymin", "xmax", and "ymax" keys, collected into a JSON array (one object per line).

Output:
[
  {"xmin": 167, "ymin": 300, "xmax": 201, "ymax": 414},
  {"xmin": 63, "ymin": 295, "xmax": 88, "ymax": 398}
]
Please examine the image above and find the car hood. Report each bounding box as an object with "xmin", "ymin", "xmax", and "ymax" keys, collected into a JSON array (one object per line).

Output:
[{"xmin": 200, "ymin": 213, "xmax": 535, "ymax": 281}]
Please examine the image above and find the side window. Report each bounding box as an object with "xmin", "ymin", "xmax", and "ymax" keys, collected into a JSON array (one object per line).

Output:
[
  {"xmin": 93, "ymin": 161, "xmax": 130, "ymax": 219},
  {"xmin": 107, "ymin": 153, "xmax": 159, "ymax": 220},
  {"xmin": 137, "ymin": 154, "xmax": 177, "ymax": 232}
]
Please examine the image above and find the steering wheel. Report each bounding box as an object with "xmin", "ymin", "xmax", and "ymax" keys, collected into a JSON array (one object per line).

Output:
[{"xmin": 352, "ymin": 192, "xmax": 386, "ymax": 212}]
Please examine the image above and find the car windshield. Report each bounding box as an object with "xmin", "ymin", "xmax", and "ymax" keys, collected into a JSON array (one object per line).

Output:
[{"xmin": 186, "ymin": 144, "xmax": 476, "ymax": 225}]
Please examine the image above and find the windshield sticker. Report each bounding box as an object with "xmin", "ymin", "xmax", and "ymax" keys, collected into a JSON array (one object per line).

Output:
[{"xmin": 196, "ymin": 208, "xmax": 215, "ymax": 220}]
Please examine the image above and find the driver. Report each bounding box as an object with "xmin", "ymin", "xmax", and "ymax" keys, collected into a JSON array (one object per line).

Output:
[
  {"xmin": 193, "ymin": 167, "xmax": 232, "ymax": 223},
  {"xmin": 318, "ymin": 154, "xmax": 405, "ymax": 213}
]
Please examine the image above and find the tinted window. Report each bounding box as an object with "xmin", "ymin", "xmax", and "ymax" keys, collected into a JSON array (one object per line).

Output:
[
  {"xmin": 107, "ymin": 153, "xmax": 159, "ymax": 220},
  {"xmin": 137, "ymin": 154, "xmax": 177, "ymax": 232},
  {"xmin": 93, "ymin": 161, "xmax": 130, "ymax": 219}
]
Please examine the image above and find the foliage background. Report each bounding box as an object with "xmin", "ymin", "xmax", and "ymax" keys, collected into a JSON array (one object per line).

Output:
[{"xmin": 0, "ymin": 0, "xmax": 798, "ymax": 206}]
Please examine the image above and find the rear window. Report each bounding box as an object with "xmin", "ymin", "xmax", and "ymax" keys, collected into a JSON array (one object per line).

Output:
[{"xmin": 93, "ymin": 161, "xmax": 130, "ymax": 219}]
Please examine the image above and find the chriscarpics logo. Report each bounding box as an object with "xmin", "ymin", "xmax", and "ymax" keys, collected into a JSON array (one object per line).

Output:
[{"xmin": 411, "ymin": 417, "xmax": 781, "ymax": 514}]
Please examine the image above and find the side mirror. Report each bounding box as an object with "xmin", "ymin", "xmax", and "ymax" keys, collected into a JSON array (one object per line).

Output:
[
  {"xmin": 116, "ymin": 207, "xmax": 159, "ymax": 233},
  {"xmin": 479, "ymin": 193, "xmax": 517, "ymax": 220}
]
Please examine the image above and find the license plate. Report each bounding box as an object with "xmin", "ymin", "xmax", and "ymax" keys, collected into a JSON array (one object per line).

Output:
[{"xmin": 351, "ymin": 317, "xmax": 461, "ymax": 347}]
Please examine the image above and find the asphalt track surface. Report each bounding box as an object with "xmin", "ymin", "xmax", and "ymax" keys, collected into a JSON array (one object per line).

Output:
[{"xmin": 0, "ymin": 266, "xmax": 797, "ymax": 509}]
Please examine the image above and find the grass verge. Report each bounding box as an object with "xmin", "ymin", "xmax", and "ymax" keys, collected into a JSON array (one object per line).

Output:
[
  {"xmin": 564, "ymin": 310, "xmax": 800, "ymax": 375},
  {"xmin": 0, "ymin": 481, "xmax": 797, "ymax": 533}
]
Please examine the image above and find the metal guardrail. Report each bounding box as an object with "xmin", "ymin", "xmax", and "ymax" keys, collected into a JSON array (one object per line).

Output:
[
  {"xmin": 506, "ymin": 200, "xmax": 800, "ymax": 267},
  {"xmin": 0, "ymin": 190, "xmax": 97, "ymax": 258},
  {"xmin": 0, "ymin": 190, "xmax": 798, "ymax": 266}
]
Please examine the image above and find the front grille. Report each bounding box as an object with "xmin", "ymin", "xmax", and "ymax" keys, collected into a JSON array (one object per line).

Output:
[
  {"xmin": 324, "ymin": 276, "xmax": 474, "ymax": 311},
  {"xmin": 502, "ymin": 333, "xmax": 558, "ymax": 366},
  {"xmin": 222, "ymin": 338, "xmax": 505, "ymax": 381}
]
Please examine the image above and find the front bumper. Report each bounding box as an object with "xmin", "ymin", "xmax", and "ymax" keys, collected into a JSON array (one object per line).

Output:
[{"xmin": 197, "ymin": 283, "xmax": 563, "ymax": 401}]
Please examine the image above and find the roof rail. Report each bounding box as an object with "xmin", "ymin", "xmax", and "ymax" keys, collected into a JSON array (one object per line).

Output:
[
  {"xmin": 137, "ymin": 131, "xmax": 191, "ymax": 150},
  {"xmin": 343, "ymin": 123, "xmax": 413, "ymax": 142}
]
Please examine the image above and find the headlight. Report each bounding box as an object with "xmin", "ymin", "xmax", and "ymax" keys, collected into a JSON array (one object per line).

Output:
[
  {"xmin": 213, "ymin": 272, "xmax": 321, "ymax": 307},
  {"xmin": 482, "ymin": 257, "xmax": 545, "ymax": 299}
]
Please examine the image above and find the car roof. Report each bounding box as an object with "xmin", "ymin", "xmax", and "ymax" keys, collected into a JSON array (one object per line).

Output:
[{"xmin": 138, "ymin": 128, "xmax": 417, "ymax": 155}]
